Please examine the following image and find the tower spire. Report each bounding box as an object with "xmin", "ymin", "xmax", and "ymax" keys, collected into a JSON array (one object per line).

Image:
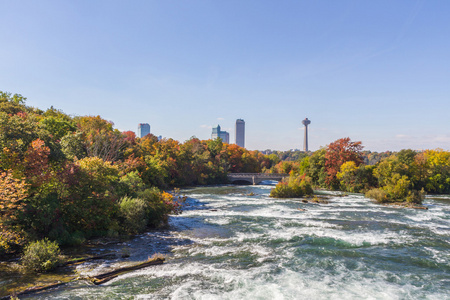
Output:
[{"xmin": 302, "ymin": 118, "xmax": 311, "ymax": 152}]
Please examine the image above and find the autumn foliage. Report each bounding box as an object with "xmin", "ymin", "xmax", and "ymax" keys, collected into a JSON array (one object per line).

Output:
[
  {"xmin": 324, "ymin": 137, "xmax": 364, "ymax": 189},
  {"xmin": 0, "ymin": 171, "xmax": 28, "ymax": 254},
  {"xmin": 1, "ymin": 90, "xmax": 449, "ymax": 256},
  {"xmin": 0, "ymin": 91, "xmax": 277, "ymax": 255}
]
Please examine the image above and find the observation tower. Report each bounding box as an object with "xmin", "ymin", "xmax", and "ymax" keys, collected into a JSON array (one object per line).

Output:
[{"xmin": 302, "ymin": 118, "xmax": 311, "ymax": 152}]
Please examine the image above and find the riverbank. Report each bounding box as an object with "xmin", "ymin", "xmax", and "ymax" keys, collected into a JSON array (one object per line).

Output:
[{"xmin": 0, "ymin": 229, "xmax": 191, "ymax": 298}]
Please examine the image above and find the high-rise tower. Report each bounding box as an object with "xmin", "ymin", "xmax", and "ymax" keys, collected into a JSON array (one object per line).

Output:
[
  {"xmin": 211, "ymin": 125, "xmax": 221, "ymax": 140},
  {"xmin": 138, "ymin": 123, "xmax": 150, "ymax": 138},
  {"xmin": 212, "ymin": 125, "xmax": 230, "ymax": 144},
  {"xmin": 302, "ymin": 118, "xmax": 311, "ymax": 152},
  {"xmin": 235, "ymin": 119, "xmax": 245, "ymax": 148}
]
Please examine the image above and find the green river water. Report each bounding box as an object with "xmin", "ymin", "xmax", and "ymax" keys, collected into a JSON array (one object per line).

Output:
[{"xmin": 21, "ymin": 184, "xmax": 450, "ymax": 299}]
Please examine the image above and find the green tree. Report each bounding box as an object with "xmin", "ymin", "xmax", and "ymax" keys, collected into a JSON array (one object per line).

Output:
[
  {"xmin": 423, "ymin": 149, "xmax": 450, "ymax": 193},
  {"xmin": 0, "ymin": 91, "xmax": 26, "ymax": 104},
  {"xmin": 60, "ymin": 132, "xmax": 86, "ymax": 160},
  {"xmin": 337, "ymin": 163, "xmax": 376, "ymax": 193},
  {"xmin": 40, "ymin": 116, "xmax": 76, "ymax": 140},
  {"xmin": 307, "ymin": 148, "xmax": 327, "ymax": 188}
]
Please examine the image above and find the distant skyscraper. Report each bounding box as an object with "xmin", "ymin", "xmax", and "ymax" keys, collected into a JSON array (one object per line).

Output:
[
  {"xmin": 221, "ymin": 131, "xmax": 230, "ymax": 144},
  {"xmin": 138, "ymin": 123, "xmax": 150, "ymax": 138},
  {"xmin": 212, "ymin": 125, "xmax": 229, "ymax": 144},
  {"xmin": 211, "ymin": 125, "xmax": 220, "ymax": 140},
  {"xmin": 235, "ymin": 119, "xmax": 245, "ymax": 148},
  {"xmin": 302, "ymin": 118, "xmax": 311, "ymax": 152}
]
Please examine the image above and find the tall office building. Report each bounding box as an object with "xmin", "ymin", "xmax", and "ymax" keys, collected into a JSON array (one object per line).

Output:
[
  {"xmin": 211, "ymin": 125, "xmax": 229, "ymax": 144},
  {"xmin": 221, "ymin": 131, "xmax": 230, "ymax": 144},
  {"xmin": 211, "ymin": 125, "xmax": 220, "ymax": 140},
  {"xmin": 235, "ymin": 119, "xmax": 245, "ymax": 148},
  {"xmin": 138, "ymin": 123, "xmax": 150, "ymax": 138}
]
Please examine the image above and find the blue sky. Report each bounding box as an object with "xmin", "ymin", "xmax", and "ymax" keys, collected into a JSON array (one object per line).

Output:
[{"xmin": 1, "ymin": 0, "xmax": 449, "ymax": 151}]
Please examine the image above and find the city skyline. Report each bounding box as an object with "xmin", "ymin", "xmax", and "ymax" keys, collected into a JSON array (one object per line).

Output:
[{"xmin": 1, "ymin": 1, "xmax": 450, "ymax": 151}]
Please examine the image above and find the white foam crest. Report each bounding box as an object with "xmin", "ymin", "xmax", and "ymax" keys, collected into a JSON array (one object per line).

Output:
[
  {"xmin": 257, "ymin": 184, "xmax": 277, "ymax": 190},
  {"xmin": 186, "ymin": 245, "xmax": 237, "ymax": 257},
  {"xmin": 174, "ymin": 242, "xmax": 272, "ymax": 261},
  {"xmin": 109, "ymin": 261, "xmax": 214, "ymax": 283},
  {"xmin": 401, "ymin": 210, "xmax": 450, "ymax": 237},
  {"xmin": 424, "ymin": 247, "xmax": 450, "ymax": 264},
  {"xmin": 260, "ymin": 225, "xmax": 416, "ymax": 247},
  {"xmin": 132, "ymin": 262, "xmax": 441, "ymax": 300},
  {"xmin": 175, "ymin": 215, "xmax": 414, "ymax": 248},
  {"xmin": 405, "ymin": 213, "xmax": 435, "ymax": 222},
  {"xmin": 300, "ymin": 219, "xmax": 342, "ymax": 229},
  {"xmin": 205, "ymin": 217, "xmax": 232, "ymax": 225},
  {"xmin": 420, "ymin": 223, "xmax": 450, "ymax": 237}
]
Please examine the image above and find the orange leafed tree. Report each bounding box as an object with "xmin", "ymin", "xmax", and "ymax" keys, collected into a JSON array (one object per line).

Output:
[
  {"xmin": 23, "ymin": 138, "xmax": 51, "ymax": 187},
  {"xmin": 0, "ymin": 170, "xmax": 28, "ymax": 254},
  {"xmin": 0, "ymin": 171, "xmax": 28, "ymax": 222},
  {"xmin": 325, "ymin": 137, "xmax": 364, "ymax": 189}
]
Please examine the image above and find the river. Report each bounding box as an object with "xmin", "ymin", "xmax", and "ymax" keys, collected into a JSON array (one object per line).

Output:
[{"xmin": 29, "ymin": 184, "xmax": 449, "ymax": 299}]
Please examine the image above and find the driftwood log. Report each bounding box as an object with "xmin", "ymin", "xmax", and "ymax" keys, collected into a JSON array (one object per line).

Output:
[
  {"xmin": 0, "ymin": 282, "xmax": 69, "ymax": 300},
  {"xmin": 1, "ymin": 256, "xmax": 165, "ymax": 299},
  {"xmin": 412, "ymin": 206, "xmax": 428, "ymax": 210},
  {"xmin": 88, "ymin": 257, "xmax": 165, "ymax": 285}
]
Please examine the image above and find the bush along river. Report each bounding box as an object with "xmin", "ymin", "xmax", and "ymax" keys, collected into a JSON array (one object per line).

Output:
[{"xmin": 21, "ymin": 184, "xmax": 450, "ymax": 299}]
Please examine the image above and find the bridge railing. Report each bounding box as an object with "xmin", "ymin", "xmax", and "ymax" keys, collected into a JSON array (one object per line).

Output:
[{"xmin": 227, "ymin": 173, "xmax": 289, "ymax": 177}]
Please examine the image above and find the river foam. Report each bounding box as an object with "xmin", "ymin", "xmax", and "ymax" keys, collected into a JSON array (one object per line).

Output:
[{"xmin": 29, "ymin": 185, "xmax": 450, "ymax": 299}]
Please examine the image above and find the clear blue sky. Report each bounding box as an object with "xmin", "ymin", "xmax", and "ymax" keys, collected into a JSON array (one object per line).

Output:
[{"xmin": 1, "ymin": 0, "xmax": 449, "ymax": 151}]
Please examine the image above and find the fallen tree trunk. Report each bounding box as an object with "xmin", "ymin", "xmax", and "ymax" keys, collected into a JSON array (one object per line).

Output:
[
  {"xmin": 412, "ymin": 206, "xmax": 428, "ymax": 210},
  {"xmin": 1, "ymin": 257, "xmax": 165, "ymax": 299},
  {"xmin": 0, "ymin": 281, "xmax": 70, "ymax": 300},
  {"xmin": 88, "ymin": 257, "xmax": 165, "ymax": 285}
]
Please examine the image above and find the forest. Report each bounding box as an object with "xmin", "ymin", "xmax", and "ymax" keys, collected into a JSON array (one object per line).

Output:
[
  {"xmin": 0, "ymin": 91, "xmax": 274, "ymax": 257},
  {"xmin": 1, "ymin": 91, "xmax": 450, "ymax": 258}
]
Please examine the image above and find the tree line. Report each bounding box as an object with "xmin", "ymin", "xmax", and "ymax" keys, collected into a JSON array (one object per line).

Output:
[
  {"xmin": 269, "ymin": 138, "xmax": 450, "ymax": 203},
  {"xmin": 0, "ymin": 91, "xmax": 273, "ymax": 256},
  {"xmin": 1, "ymin": 91, "xmax": 449, "ymax": 257}
]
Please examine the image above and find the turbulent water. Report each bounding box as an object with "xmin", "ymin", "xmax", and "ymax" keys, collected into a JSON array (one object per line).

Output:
[{"xmin": 32, "ymin": 184, "xmax": 449, "ymax": 299}]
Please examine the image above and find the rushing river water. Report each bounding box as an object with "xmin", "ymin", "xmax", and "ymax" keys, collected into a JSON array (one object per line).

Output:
[{"xmin": 30, "ymin": 184, "xmax": 449, "ymax": 299}]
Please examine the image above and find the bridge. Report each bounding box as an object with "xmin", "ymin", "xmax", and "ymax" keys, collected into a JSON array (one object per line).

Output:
[{"xmin": 227, "ymin": 173, "xmax": 289, "ymax": 185}]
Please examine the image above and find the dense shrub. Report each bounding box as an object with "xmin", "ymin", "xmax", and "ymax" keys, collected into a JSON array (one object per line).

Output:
[
  {"xmin": 137, "ymin": 188, "xmax": 182, "ymax": 227},
  {"xmin": 365, "ymin": 186, "xmax": 424, "ymax": 204},
  {"xmin": 118, "ymin": 170, "xmax": 146, "ymax": 197},
  {"xmin": 337, "ymin": 162, "xmax": 377, "ymax": 193},
  {"xmin": 270, "ymin": 176, "xmax": 313, "ymax": 198},
  {"xmin": 119, "ymin": 196, "xmax": 148, "ymax": 234},
  {"xmin": 365, "ymin": 188, "xmax": 389, "ymax": 203},
  {"xmin": 21, "ymin": 239, "xmax": 62, "ymax": 272},
  {"xmin": 406, "ymin": 189, "xmax": 425, "ymax": 204}
]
